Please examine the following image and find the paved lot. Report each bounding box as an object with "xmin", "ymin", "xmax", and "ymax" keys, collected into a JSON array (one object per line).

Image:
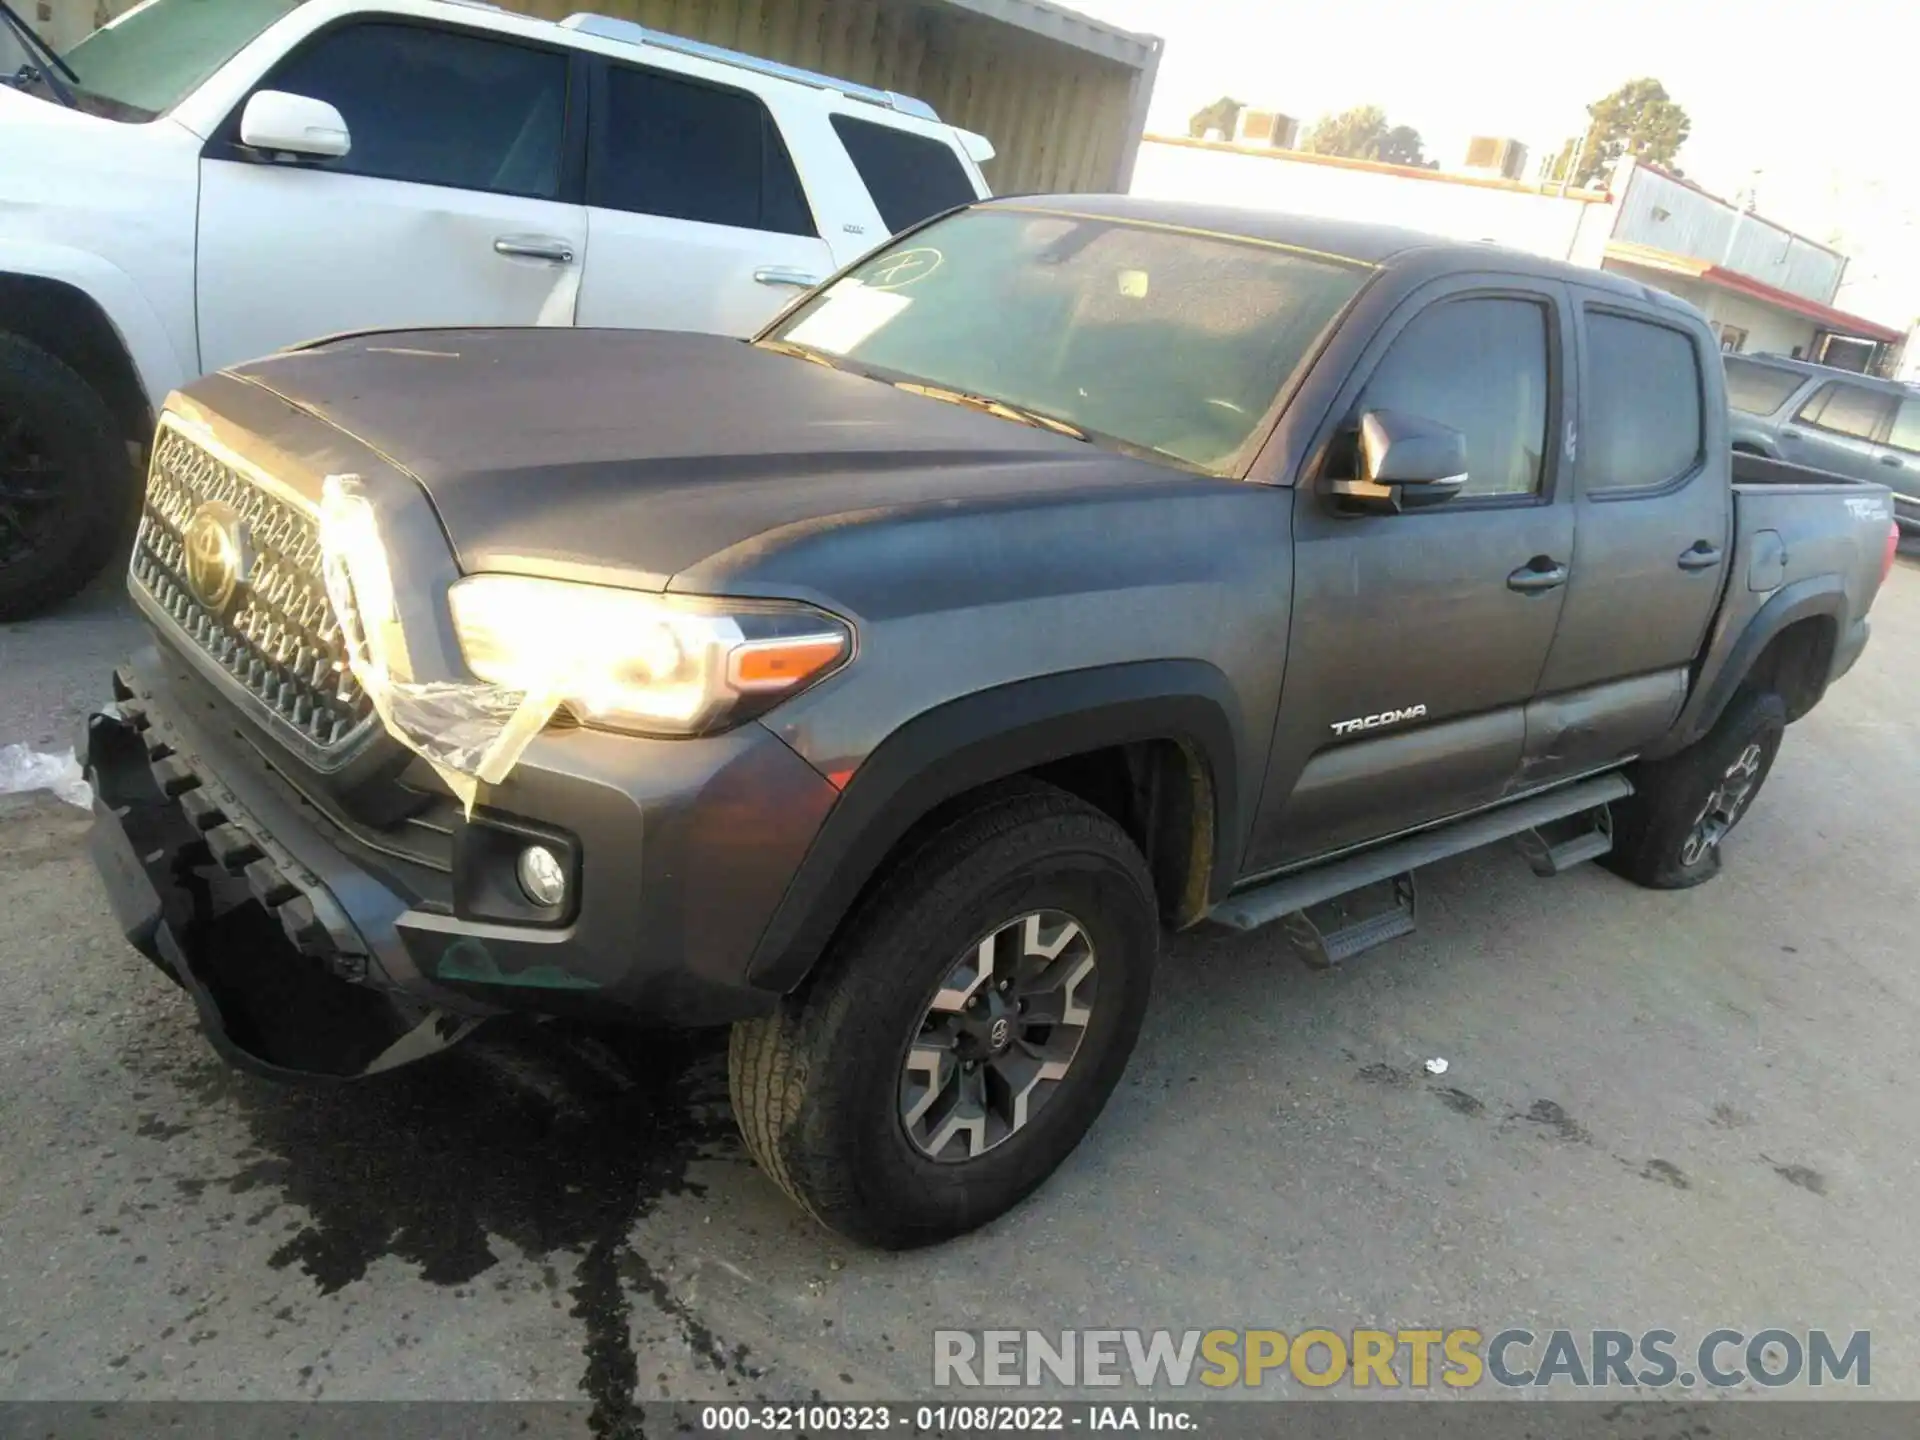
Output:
[{"xmin": 3, "ymin": 550, "xmax": 1918, "ymax": 1417}]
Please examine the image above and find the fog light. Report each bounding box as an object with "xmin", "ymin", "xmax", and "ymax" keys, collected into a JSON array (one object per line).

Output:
[{"xmin": 515, "ymin": 844, "xmax": 567, "ymax": 907}]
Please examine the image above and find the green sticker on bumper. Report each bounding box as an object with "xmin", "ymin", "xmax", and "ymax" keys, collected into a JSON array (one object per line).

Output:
[{"xmin": 434, "ymin": 937, "xmax": 600, "ymax": 990}]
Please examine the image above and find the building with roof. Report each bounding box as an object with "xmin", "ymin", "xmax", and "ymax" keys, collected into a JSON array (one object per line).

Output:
[{"xmin": 1130, "ymin": 135, "xmax": 1905, "ymax": 374}]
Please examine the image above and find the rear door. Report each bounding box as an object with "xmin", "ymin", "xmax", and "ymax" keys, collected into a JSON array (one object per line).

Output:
[
  {"xmin": 1780, "ymin": 380, "xmax": 1897, "ymax": 481},
  {"xmin": 1525, "ymin": 298, "xmax": 1728, "ymax": 784},
  {"xmin": 572, "ymin": 59, "xmax": 836, "ymax": 337},
  {"xmin": 1248, "ymin": 274, "xmax": 1576, "ymax": 872},
  {"xmin": 196, "ymin": 19, "xmax": 587, "ymax": 374}
]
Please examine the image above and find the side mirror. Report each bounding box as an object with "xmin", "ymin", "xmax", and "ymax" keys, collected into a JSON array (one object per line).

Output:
[
  {"xmin": 239, "ymin": 90, "xmax": 351, "ymax": 160},
  {"xmin": 1323, "ymin": 409, "xmax": 1469, "ymax": 514}
]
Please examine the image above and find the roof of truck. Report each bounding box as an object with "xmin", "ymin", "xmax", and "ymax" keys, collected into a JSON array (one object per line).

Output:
[{"xmin": 987, "ymin": 193, "xmax": 1685, "ymax": 305}]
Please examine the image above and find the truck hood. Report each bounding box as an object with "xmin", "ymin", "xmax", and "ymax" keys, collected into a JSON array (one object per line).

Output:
[
  {"xmin": 227, "ymin": 328, "xmax": 1190, "ymax": 591},
  {"xmin": 0, "ymin": 85, "xmax": 60, "ymax": 125}
]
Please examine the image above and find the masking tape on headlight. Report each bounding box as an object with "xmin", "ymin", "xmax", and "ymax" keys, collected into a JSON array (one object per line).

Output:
[{"xmin": 318, "ymin": 474, "xmax": 567, "ymax": 815}]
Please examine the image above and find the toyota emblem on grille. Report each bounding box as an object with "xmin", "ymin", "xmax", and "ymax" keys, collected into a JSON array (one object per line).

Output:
[{"xmin": 182, "ymin": 501, "xmax": 251, "ymax": 614}]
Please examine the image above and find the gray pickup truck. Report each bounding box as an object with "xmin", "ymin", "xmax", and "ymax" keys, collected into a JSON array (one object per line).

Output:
[{"xmin": 83, "ymin": 196, "xmax": 1900, "ymax": 1247}]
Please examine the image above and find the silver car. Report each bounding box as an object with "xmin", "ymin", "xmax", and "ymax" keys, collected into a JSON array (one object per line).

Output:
[{"xmin": 1726, "ymin": 354, "xmax": 1920, "ymax": 533}]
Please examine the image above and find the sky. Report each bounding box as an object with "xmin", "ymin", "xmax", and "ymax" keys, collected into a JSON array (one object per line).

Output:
[{"xmin": 1065, "ymin": 0, "xmax": 1918, "ymax": 329}]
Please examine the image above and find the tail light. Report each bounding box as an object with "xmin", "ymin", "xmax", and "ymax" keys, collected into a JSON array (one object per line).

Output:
[{"xmin": 1883, "ymin": 521, "xmax": 1900, "ymax": 588}]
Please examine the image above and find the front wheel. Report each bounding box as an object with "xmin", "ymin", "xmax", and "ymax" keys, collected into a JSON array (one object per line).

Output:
[
  {"xmin": 0, "ymin": 334, "xmax": 139, "ymax": 620},
  {"xmin": 729, "ymin": 782, "xmax": 1158, "ymax": 1248},
  {"xmin": 1603, "ymin": 691, "xmax": 1787, "ymax": 890}
]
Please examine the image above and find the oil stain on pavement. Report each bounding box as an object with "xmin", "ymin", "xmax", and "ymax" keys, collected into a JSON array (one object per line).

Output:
[
  {"xmin": 121, "ymin": 1013, "xmax": 739, "ymax": 1436},
  {"xmin": 1762, "ymin": 1155, "xmax": 1829, "ymax": 1196},
  {"xmin": 1507, "ymin": 1098, "xmax": 1591, "ymax": 1145}
]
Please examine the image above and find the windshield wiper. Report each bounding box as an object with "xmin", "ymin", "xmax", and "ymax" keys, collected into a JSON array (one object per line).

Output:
[
  {"xmin": 889, "ymin": 382, "xmax": 1089, "ymax": 441},
  {"xmin": 755, "ymin": 338, "xmax": 844, "ymax": 370},
  {"xmin": 754, "ymin": 343, "xmax": 1088, "ymax": 442},
  {"xmin": 1, "ymin": 0, "xmax": 78, "ymax": 106}
]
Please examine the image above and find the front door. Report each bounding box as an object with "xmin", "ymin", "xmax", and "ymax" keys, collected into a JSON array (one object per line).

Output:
[
  {"xmin": 1247, "ymin": 277, "xmax": 1577, "ymax": 873},
  {"xmin": 1779, "ymin": 379, "xmax": 1897, "ymax": 482},
  {"xmin": 196, "ymin": 20, "xmax": 588, "ymax": 375},
  {"xmin": 573, "ymin": 60, "xmax": 836, "ymax": 338}
]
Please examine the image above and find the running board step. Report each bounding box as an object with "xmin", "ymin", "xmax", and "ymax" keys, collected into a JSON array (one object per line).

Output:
[
  {"xmin": 1212, "ymin": 773, "xmax": 1635, "ymax": 938},
  {"xmin": 1513, "ymin": 803, "xmax": 1616, "ymax": 877},
  {"xmin": 1282, "ymin": 873, "xmax": 1417, "ymax": 968}
]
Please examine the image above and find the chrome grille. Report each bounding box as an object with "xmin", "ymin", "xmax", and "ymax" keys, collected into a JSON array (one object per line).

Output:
[{"xmin": 131, "ymin": 424, "xmax": 373, "ymax": 754}]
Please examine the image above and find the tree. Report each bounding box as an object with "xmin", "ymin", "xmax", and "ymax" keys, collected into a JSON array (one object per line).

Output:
[
  {"xmin": 1301, "ymin": 105, "xmax": 1429, "ymax": 167},
  {"xmin": 1550, "ymin": 78, "xmax": 1691, "ymax": 187},
  {"xmin": 1378, "ymin": 124, "xmax": 1428, "ymax": 167},
  {"xmin": 1188, "ymin": 96, "xmax": 1245, "ymax": 141},
  {"xmin": 1302, "ymin": 105, "xmax": 1387, "ymax": 159}
]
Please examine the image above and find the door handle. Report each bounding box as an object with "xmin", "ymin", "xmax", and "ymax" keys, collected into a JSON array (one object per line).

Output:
[
  {"xmin": 1677, "ymin": 541, "xmax": 1723, "ymax": 571},
  {"xmin": 1781, "ymin": 428, "xmax": 1803, "ymax": 441},
  {"xmin": 754, "ymin": 266, "xmax": 823, "ymax": 288},
  {"xmin": 493, "ymin": 235, "xmax": 575, "ymax": 264},
  {"xmin": 1879, "ymin": 453, "xmax": 1903, "ymax": 468},
  {"xmin": 1506, "ymin": 559, "xmax": 1569, "ymax": 593}
]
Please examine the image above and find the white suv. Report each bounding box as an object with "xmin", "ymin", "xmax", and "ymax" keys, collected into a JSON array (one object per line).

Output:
[{"xmin": 0, "ymin": 0, "xmax": 995, "ymax": 617}]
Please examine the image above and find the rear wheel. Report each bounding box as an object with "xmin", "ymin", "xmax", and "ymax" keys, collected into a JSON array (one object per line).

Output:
[
  {"xmin": 1603, "ymin": 691, "xmax": 1786, "ymax": 890},
  {"xmin": 729, "ymin": 782, "xmax": 1158, "ymax": 1248},
  {"xmin": 0, "ymin": 334, "xmax": 139, "ymax": 621}
]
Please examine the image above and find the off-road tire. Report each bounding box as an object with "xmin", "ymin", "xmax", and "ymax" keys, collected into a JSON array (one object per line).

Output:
[
  {"xmin": 729, "ymin": 781, "xmax": 1158, "ymax": 1248},
  {"xmin": 1603, "ymin": 690, "xmax": 1787, "ymax": 890},
  {"xmin": 0, "ymin": 334, "xmax": 139, "ymax": 621}
]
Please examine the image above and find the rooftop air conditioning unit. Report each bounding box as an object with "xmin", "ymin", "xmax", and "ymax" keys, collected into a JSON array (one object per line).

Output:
[
  {"xmin": 1234, "ymin": 109, "xmax": 1300, "ymax": 151},
  {"xmin": 1464, "ymin": 136, "xmax": 1528, "ymax": 180}
]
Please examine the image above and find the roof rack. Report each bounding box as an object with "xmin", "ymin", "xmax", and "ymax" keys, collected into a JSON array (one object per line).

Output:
[{"xmin": 559, "ymin": 13, "xmax": 941, "ymax": 122}]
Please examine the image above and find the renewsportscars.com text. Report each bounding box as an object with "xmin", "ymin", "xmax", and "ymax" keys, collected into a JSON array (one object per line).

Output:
[{"xmin": 933, "ymin": 1328, "xmax": 1869, "ymax": 1390}]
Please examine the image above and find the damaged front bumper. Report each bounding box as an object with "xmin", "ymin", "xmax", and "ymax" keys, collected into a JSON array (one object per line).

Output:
[
  {"xmin": 84, "ymin": 680, "xmax": 489, "ymax": 1082},
  {"xmin": 83, "ymin": 643, "xmax": 841, "ymax": 1082}
]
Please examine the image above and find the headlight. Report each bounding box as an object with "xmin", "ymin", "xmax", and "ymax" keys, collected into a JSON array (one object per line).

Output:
[{"xmin": 447, "ymin": 575, "xmax": 851, "ymax": 737}]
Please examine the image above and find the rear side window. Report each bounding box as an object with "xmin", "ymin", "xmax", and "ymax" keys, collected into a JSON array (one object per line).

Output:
[
  {"xmin": 1889, "ymin": 397, "xmax": 1920, "ymax": 455},
  {"xmin": 1724, "ymin": 358, "xmax": 1805, "ymax": 416},
  {"xmin": 830, "ymin": 114, "xmax": 978, "ymax": 234},
  {"xmin": 1582, "ymin": 311, "xmax": 1703, "ymax": 492},
  {"xmin": 594, "ymin": 65, "xmax": 816, "ymax": 236},
  {"xmin": 1795, "ymin": 382, "xmax": 1893, "ymax": 441},
  {"xmin": 263, "ymin": 23, "xmax": 569, "ymax": 198},
  {"xmin": 1358, "ymin": 297, "xmax": 1551, "ymax": 498}
]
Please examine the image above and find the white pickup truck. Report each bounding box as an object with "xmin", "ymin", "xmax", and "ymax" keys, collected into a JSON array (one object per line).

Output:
[{"xmin": 0, "ymin": 0, "xmax": 994, "ymax": 618}]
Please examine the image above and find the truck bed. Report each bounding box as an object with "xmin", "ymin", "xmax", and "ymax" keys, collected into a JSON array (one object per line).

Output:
[
  {"xmin": 1731, "ymin": 450, "xmax": 1878, "ymax": 491},
  {"xmin": 1658, "ymin": 454, "xmax": 1896, "ymax": 756}
]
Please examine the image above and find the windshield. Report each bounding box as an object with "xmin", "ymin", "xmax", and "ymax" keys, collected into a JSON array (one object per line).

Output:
[
  {"xmin": 764, "ymin": 207, "xmax": 1372, "ymax": 473},
  {"xmin": 55, "ymin": 0, "xmax": 306, "ymax": 119}
]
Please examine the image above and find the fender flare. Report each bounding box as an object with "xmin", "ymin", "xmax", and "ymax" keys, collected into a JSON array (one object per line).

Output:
[
  {"xmin": 0, "ymin": 240, "xmax": 190, "ymax": 408},
  {"xmin": 1651, "ymin": 575, "xmax": 1847, "ymax": 758},
  {"xmin": 746, "ymin": 660, "xmax": 1248, "ymax": 991}
]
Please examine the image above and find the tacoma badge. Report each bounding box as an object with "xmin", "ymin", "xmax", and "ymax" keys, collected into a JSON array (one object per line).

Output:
[{"xmin": 1331, "ymin": 704, "xmax": 1428, "ymax": 737}]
